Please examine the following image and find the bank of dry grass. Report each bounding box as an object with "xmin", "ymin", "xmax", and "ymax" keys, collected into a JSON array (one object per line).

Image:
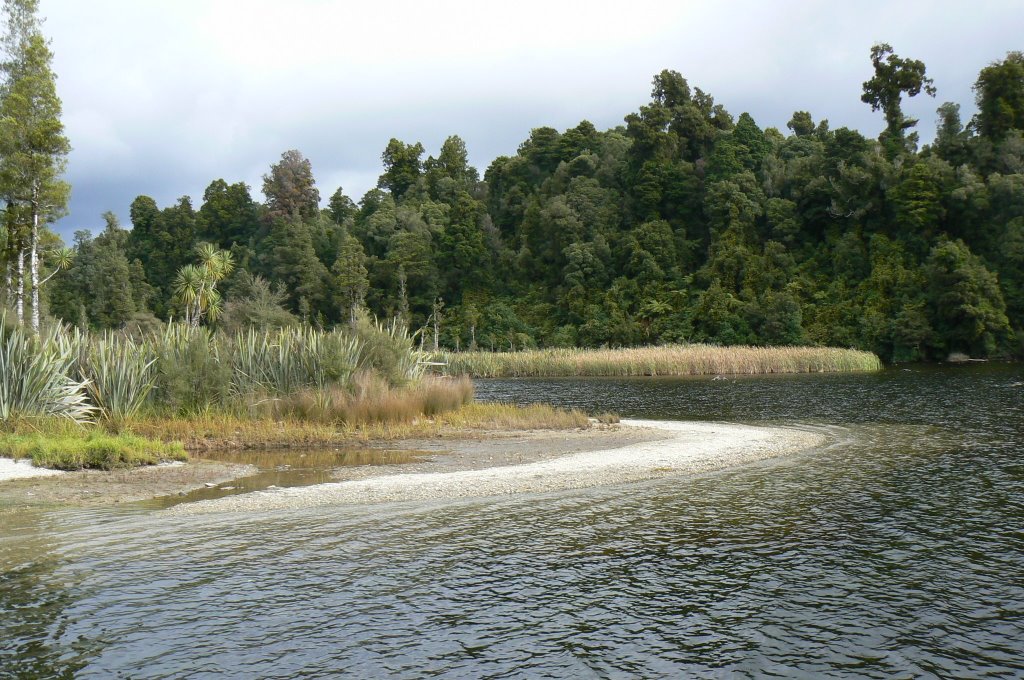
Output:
[
  {"xmin": 129, "ymin": 400, "xmax": 589, "ymax": 450},
  {"xmin": 439, "ymin": 344, "xmax": 882, "ymax": 377},
  {"xmin": 259, "ymin": 374, "xmax": 474, "ymax": 424}
]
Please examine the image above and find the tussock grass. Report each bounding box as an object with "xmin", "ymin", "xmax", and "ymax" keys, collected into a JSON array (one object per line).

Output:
[
  {"xmin": 259, "ymin": 374, "xmax": 475, "ymax": 426},
  {"xmin": 434, "ymin": 402, "xmax": 590, "ymax": 430},
  {"xmin": 0, "ymin": 431, "xmax": 186, "ymax": 470},
  {"xmin": 438, "ymin": 344, "xmax": 882, "ymax": 377},
  {"xmin": 79, "ymin": 332, "xmax": 157, "ymax": 427}
]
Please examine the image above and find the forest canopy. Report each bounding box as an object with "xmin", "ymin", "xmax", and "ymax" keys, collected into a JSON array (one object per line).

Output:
[{"xmin": 8, "ymin": 42, "xmax": 1024, "ymax": 362}]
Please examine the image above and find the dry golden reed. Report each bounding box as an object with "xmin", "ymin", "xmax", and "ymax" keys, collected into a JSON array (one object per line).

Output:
[{"xmin": 438, "ymin": 344, "xmax": 882, "ymax": 378}]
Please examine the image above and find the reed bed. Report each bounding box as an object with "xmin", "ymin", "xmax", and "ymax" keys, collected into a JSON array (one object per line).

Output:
[{"xmin": 437, "ymin": 344, "xmax": 882, "ymax": 378}]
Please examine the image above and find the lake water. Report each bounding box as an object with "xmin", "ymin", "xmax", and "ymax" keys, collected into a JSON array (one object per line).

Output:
[{"xmin": 1, "ymin": 365, "xmax": 1022, "ymax": 678}]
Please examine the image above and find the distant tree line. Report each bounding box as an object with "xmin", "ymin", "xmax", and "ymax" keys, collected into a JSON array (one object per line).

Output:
[{"xmin": 5, "ymin": 31, "xmax": 1024, "ymax": 362}]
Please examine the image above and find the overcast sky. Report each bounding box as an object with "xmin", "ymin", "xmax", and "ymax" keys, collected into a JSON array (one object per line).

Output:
[{"xmin": 40, "ymin": 0, "xmax": 1023, "ymax": 239}]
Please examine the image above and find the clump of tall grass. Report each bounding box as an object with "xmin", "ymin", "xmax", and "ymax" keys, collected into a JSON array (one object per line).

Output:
[
  {"xmin": 353, "ymin": 316, "xmax": 427, "ymax": 386},
  {"xmin": 0, "ymin": 314, "xmax": 95, "ymax": 424},
  {"xmin": 0, "ymin": 431, "xmax": 186, "ymax": 470},
  {"xmin": 437, "ymin": 344, "xmax": 883, "ymax": 378},
  {"xmin": 78, "ymin": 331, "xmax": 157, "ymax": 427},
  {"xmin": 438, "ymin": 402, "xmax": 591, "ymax": 430},
  {"xmin": 226, "ymin": 326, "xmax": 361, "ymax": 398}
]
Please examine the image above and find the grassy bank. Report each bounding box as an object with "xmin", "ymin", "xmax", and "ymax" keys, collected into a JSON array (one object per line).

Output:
[
  {"xmin": 437, "ymin": 344, "xmax": 883, "ymax": 377},
  {"xmin": 0, "ymin": 430, "xmax": 186, "ymax": 470}
]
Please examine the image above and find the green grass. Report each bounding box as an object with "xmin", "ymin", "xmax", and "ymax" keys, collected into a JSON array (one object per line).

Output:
[
  {"xmin": 0, "ymin": 431, "xmax": 187, "ymax": 471},
  {"xmin": 437, "ymin": 344, "xmax": 883, "ymax": 377}
]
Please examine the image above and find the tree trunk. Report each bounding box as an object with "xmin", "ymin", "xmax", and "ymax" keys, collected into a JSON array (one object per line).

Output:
[
  {"xmin": 30, "ymin": 198, "xmax": 39, "ymax": 332},
  {"xmin": 15, "ymin": 247, "xmax": 24, "ymax": 323}
]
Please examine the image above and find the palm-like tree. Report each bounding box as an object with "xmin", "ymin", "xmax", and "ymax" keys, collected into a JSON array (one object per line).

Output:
[{"xmin": 173, "ymin": 244, "xmax": 234, "ymax": 327}]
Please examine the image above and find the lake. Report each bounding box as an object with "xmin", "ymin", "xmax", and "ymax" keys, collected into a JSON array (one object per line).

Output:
[{"xmin": 2, "ymin": 365, "xmax": 1022, "ymax": 677}]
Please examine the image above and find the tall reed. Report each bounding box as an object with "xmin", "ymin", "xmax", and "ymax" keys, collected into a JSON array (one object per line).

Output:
[{"xmin": 437, "ymin": 344, "xmax": 883, "ymax": 378}]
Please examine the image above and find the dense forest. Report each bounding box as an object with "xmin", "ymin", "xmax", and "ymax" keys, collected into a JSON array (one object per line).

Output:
[{"xmin": 5, "ymin": 35, "xmax": 1024, "ymax": 362}]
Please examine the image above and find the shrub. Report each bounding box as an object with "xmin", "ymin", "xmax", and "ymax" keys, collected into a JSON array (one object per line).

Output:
[
  {"xmin": 352, "ymin": 315, "xmax": 426, "ymax": 386},
  {"xmin": 150, "ymin": 324, "xmax": 232, "ymax": 414}
]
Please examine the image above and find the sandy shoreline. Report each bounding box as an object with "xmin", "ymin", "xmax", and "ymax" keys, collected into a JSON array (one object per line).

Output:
[
  {"xmin": 169, "ymin": 420, "xmax": 825, "ymax": 515},
  {"xmin": 0, "ymin": 459, "xmax": 256, "ymax": 511},
  {"xmin": 0, "ymin": 458, "xmax": 66, "ymax": 482}
]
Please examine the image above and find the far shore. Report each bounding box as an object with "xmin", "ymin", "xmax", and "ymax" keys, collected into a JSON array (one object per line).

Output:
[{"xmin": 169, "ymin": 420, "xmax": 826, "ymax": 515}]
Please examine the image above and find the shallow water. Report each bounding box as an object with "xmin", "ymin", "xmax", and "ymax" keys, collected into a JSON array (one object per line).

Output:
[
  {"xmin": 150, "ymin": 448, "xmax": 427, "ymax": 509},
  {"xmin": 1, "ymin": 365, "xmax": 1022, "ymax": 678}
]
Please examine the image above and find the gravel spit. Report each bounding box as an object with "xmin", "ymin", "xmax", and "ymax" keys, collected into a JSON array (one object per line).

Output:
[{"xmin": 168, "ymin": 420, "xmax": 825, "ymax": 515}]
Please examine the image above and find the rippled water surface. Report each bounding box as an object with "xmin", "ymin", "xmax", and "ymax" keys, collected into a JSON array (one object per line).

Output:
[{"xmin": 2, "ymin": 365, "xmax": 1022, "ymax": 678}]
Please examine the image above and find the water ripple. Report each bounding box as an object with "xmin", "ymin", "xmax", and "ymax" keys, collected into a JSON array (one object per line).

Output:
[{"xmin": 2, "ymin": 365, "xmax": 1023, "ymax": 678}]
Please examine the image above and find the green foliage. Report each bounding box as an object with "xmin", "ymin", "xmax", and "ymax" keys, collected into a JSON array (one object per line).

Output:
[
  {"xmin": 861, "ymin": 42, "xmax": 936, "ymax": 154},
  {"xmin": 924, "ymin": 238, "xmax": 1012, "ymax": 356},
  {"xmin": 262, "ymin": 149, "xmax": 320, "ymax": 221},
  {"xmin": 334, "ymin": 233, "xmax": 369, "ymax": 326},
  {"xmin": 0, "ymin": 315, "xmax": 94, "ymax": 424},
  {"xmin": 197, "ymin": 179, "xmax": 260, "ymax": 248},
  {"xmin": 225, "ymin": 326, "xmax": 361, "ymax": 400},
  {"xmin": 973, "ymin": 51, "xmax": 1024, "ymax": 142},
  {"xmin": 49, "ymin": 226, "xmax": 147, "ymax": 329},
  {"xmin": 28, "ymin": 55, "xmax": 1024, "ymax": 365},
  {"xmin": 352, "ymin": 315, "xmax": 426, "ymax": 386},
  {"xmin": 379, "ymin": 138, "xmax": 425, "ymax": 198},
  {"xmin": 150, "ymin": 324, "xmax": 231, "ymax": 414},
  {"xmin": 218, "ymin": 272, "xmax": 298, "ymax": 333},
  {"xmin": 78, "ymin": 331, "xmax": 157, "ymax": 427},
  {"xmin": 0, "ymin": 430, "xmax": 185, "ymax": 470}
]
